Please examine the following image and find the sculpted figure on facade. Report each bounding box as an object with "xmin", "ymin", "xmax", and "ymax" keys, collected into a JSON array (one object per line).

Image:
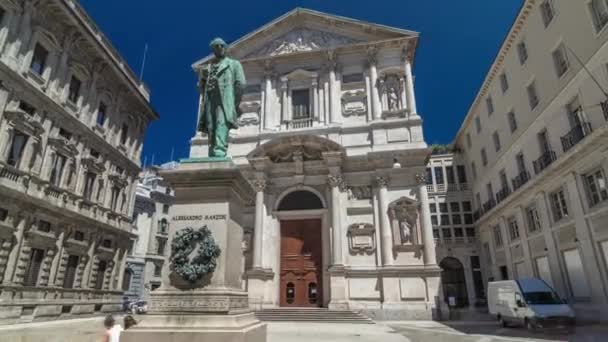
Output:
[{"xmin": 197, "ymin": 38, "xmax": 246, "ymax": 158}]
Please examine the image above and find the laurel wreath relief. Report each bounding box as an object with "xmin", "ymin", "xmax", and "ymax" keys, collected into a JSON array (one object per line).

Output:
[{"xmin": 171, "ymin": 226, "xmax": 221, "ymax": 283}]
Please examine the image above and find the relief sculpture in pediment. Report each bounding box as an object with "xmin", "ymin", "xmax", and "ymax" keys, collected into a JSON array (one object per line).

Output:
[{"xmin": 247, "ymin": 28, "xmax": 361, "ymax": 58}]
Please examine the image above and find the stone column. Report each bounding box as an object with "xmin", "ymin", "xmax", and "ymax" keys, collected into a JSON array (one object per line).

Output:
[
  {"xmin": 417, "ymin": 175, "xmax": 437, "ymax": 265},
  {"xmin": 404, "ymin": 59, "xmax": 418, "ymax": 115},
  {"xmin": 328, "ymin": 56, "xmax": 338, "ymax": 124},
  {"xmin": 536, "ymin": 192, "xmax": 567, "ymax": 296},
  {"xmin": 368, "ymin": 48, "xmax": 381, "ymax": 120},
  {"xmin": 263, "ymin": 62, "xmax": 273, "ymax": 130},
  {"xmin": 399, "ymin": 76, "xmax": 408, "ymax": 113},
  {"xmin": 115, "ymin": 248, "xmax": 127, "ymax": 290},
  {"xmin": 82, "ymin": 236, "xmax": 97, "ymax": 288},
  {"xmin": 515, "ymin": 206, "xmax": 534, "ymax": 277},
  {"xmin": 2, "ymin": 214, "xmax": 29, "ymax": 285},
  {"xmin": 328, "ymin": 175, "xmax": 344, "ymax": 266},
  {"xmin": 252, "ymin": 179, "xmax": 266, "ymax": 269},
  {"xmin": 48, "ymin": 230, "xmax": 66, "ymax": 286},
  {"xmin": 311, "ymin": 78, "xmax": 318, "ymax": 123},
  {"xmin": 498, "ymin": 216, "xmax": 515, "ymax": 279},
  {"xmin": 376, "ymin": 176, "xmax": 394, "ymax": 266},
  {"xmin": 280, "ymin": 77, "xmax": 288, "ymax": 128}
]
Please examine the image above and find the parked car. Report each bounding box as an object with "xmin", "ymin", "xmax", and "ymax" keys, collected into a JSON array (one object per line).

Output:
[
  {"xmin": 488, "ymin": 278, "xmax": 575, "ymax": 332},
  {"xmin": 129, "ymin": 300, "xmax": 148, "ymax": 314}
]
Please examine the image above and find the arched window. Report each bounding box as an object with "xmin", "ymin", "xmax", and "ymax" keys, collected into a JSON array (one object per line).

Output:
[
  {"xmin": 286, "ymin": 282, "xmax": 295, "ymax": 304},
  {"xmin": 159, "ymin": 219, "xmax": 168, "ymax": 234},
  {"xmin": 308, "ymin": 282, "xmax": 318, "ymax": 304},
  {"xmin": 277, "ymin": 191, "xmax": 323, "ymax": 211}
]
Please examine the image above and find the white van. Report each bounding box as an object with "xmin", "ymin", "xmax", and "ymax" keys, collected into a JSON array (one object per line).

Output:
[{"xmin": 488, "ymin": 278, "xmax": 575, "ymax": 331}]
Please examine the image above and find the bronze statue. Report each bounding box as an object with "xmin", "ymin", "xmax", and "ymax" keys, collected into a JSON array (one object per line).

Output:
[{"xmin": 197, "ymin": 38, "xmax": 246, "ymax": 158}]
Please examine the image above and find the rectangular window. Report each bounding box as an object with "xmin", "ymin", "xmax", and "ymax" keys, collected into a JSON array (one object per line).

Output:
[
  {"xmin": 454, "ymin": 227, "xmax": 464, "ymax": 237},
  {"xmin": 466, "ymin": 133, "xmax": 472, "ymax": 148},
  {"xmin": 425, "ymin": 168, "xmax": 433, "ymax": 184},
  {"xmin": 439, "ymin": 203, "xmax": 448, "ymax": 213},
  {"xmin": 7, "ymin": 131, "xmax": 29, "ymax": 167},
  {"xmin": 457, "ymin": 165, "xmax": 467, "ymax": 184},
  {"xmin": 517, "ymin": 41, "xmax": 529, "ymax": 65},
  {"xmin": 49, "ymin": 154, "xmax": 67, "ymax": 187},
  {"xmin": 162, "ymin": 204, "xmax": 170, "ymax": 214},
  {"xmin": 120, "ymin": 124, "xmax": 128, "ymax": 145},
  {"xmin": 516, "ymin": 153, "xmax": 526, "ymax": 173},
  {"xmin": 492, "ymin": 131, "xmax": 501, "ymax": 152},
  {"xmin": 475, "ymin": 116, "xmax": 481, "ymax": 133},
  {"xmin": 526, "ymin": 205, "xmax": 542, "ymax": 233},
  {"xmin": 96, "ymin": 103, "xmax": 107, "ymax": 126},
  {"xmin": 550, "ymin": 187, "xmax": 569, "ymax": 221},
  {"xmin": 0, "ymin": 207, "xmax": 8, "ymax": 222},
  {"xmin": 585, "ymin": 169, "xmax": 608, "ymax": 207},
  {"xmin": 30, "ymin": 43, "xmax": 48, "ymax": 76},
  {"xmin": 552, "ymin": 44, "xmax": 570, "ymax": 77},
  {"xmin": 431, "ymin": 215, "xmax": 438, "ymax": 226},
  {"xmin": 462, "ymin": 201, "xmax": 472, "ymax": 212},
  {"xmin": 590, "ymin": 0, "xmax": 608, "ymax": 33},
  {"xmin": 452, "ymin": 214, "xmax": 462, "ymax": 225},
  {"xmin": 429, "ymin": 203, "xmax": 437, "ymax": 213},
  {"xmin": 527, "ymin": 82, "xmax": 539, "ymax": 109},
  {"xmin": 434, "ymin": 167, "xmax": 444, "ymax": 185},
  {"xmin": 486, "ymin": 96, "xmax": 494, "ymax": 115},
  {"xmin": 445, "ymin": 166, "xmax": 455, "ymax": 184},
  {"xmin": 486, "ymin": 183, "xmax": 494, "ymax": 202},
  {"xmin": 110, "ymin": 186, "xmax": 120, "ymax": 211},
  {"xmin": 291, "ymin": 89, "xmax": 310, "ymax": 119},
  {"xmin": 63, "ymin": 255, "xmax": 79, "ymax": 289},
  {"xmin": 24, "ymin": 248, "xmax": 45, "ymax": 286},
  {"xmin": 157, "ymin": 239, "xmax": 166, "ymax": 255},
  {"xmin": 481, "ymin": 148, "xmax": 488, "ymax": 166},
  {"xmin": 440, "ymin": 214, "xmax": 450, "ymax": 226},
  {"xmin": 68, "ymin": 75, "xmax": 81, "ymax": 103},
  {"xmin": 507, "ymin": 111, "xmax": 518, "ymax": 133},
  {"xmin": 433, "ymin": 229, "xmax": 439, "ymax": 239},
  {"xmin": 74, "ymin": 231, "xmax": 85, "ymax": 241},
  {"xmin": 19, "ymin": 101, "xmax": 36, "ymax": 116},
  {"xmin": 102, "ymin": 239, "xmax": 112, "ymax": 248},
  {"xmin": 540, "ymin": 0, "xmax": 555, "ymax": 27},
  {"xmin": 466, "ymin": 227, "xmax": 476, "ymax": 238},
  {"xmin": 95, "ymin": 260, "xmax": 107, "ymax": 290},
  {"xmin": 464, "ymin": 213, "xmax": 473, "ymax": 224},
  {"xmin": 471, "ymin": 162, "xmax": 477, "ymax": 180},
  {"xmin": 450, "ymin": 202, "xmax": 460, "ymax": 212},
  {"xmin": 499, "ymin": 170, "xmax": 509, "ymax": 189},
  {"xmin": 500, "ymin": 73, "xmax": 509, "ymax": 93},
  {"xmin": 493, "ymin": 225, "xmax": 503, "ymax": 248},
  {"xmin": 442, "ymin": 228, "xmax": 452, "ymax": 238},
  {"xmin": 154, "ymin": 263, "xmax": 162, "ymax": 277},
  {"xmin": 38, "ymin": 220, "xmax": 51, "ymax": 233},
  {"xmin": 83, "ymin": 172, "xmax": 96, "ymax": 201},
  {"xmin": 508, "ymin": 216, "xmax": 520, "ymax": 241}
]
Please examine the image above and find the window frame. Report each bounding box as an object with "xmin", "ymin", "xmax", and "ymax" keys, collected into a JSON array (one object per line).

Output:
[
  {"xmin": 486, "ymin": 96, "xmax": 494, "ymax": 116},
  {"xmin": 517, "ymin": 40, "xmax": 529, "ymax": 65},
  {"xmin": 527, "ymin": 81, "xmax": 540, "ymax": 110},
  {"xmin": 540, "ymin": 0, "xmax": 556, "ymax": 28},
  {"xmin": 500, "ymin": 72, "xmax": 509, "ymax": 93},
  {"xmin": 507, "ymin": 110, "xmax": 518, "ymax": 133},
  {"xmin": 492, "ymin": 131, "xmax": 501, "ymax": 152},
  {"xmin": 507, "ymin": 216, "xmax": 521, "ymax": 241},
  {"xmin": 552, "ymin": 43, "xmax": 570, "ymax": 78},
  {"xmin": 526, "ymin": 204, "xmax": 542, "ymax": 233},
  {"xmin": 584, "ymin": 168, "xmax": 608, "ymax": 207},
  {"xmin": 29, "ymin": 43, "xmax": 49, "ymax": 76},
  {"xmin": 493, "ymin": 225, "xmax": 503, "ymax": 248},
  {"xmin": 588, "ymin": 0, "xmax": 608, "ymax": 33},
  {"xmin": 550, "ymin": 187, "xmax": 570, "ymax": 222}
]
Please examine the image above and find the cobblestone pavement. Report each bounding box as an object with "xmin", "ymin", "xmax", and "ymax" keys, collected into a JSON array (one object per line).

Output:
[{"xmin": 385, "ymin": 321, "xmax": 608, "ymax": 342}]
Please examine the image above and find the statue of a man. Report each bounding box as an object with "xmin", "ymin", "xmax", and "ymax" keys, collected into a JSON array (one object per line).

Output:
[{"xmin": 197, "ymin": 38, "xmax": 246, "ymax": 158}]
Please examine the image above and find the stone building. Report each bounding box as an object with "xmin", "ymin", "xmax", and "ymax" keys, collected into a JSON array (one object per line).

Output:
[
  {"xmin": 0, "ymin": 0, "xmax": 158, "ymax": 323},
  {"xmin": 424, "ymin": 153, "xmax": 486, "ymax": 312},
  {"xmin": 190, "ymin": 8, "xmax": 441, "ymax": 320},
  {"xmin": 124, "ymin": 164, "xmax": 174, "ymax": 301},
  {"xmin": 454, "ymin": 0, "xmax": 608, "ymax": 320}
]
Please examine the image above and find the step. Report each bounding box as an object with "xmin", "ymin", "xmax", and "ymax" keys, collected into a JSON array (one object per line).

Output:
[{"xmin": 255, "ymin": 308, "xmax": 373, "ymax": 324}]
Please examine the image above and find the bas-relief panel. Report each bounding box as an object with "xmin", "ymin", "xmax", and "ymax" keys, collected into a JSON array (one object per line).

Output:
[
  {"xmin": 394, "ymin": 252, "xmax": 424, "ymax": 266},
  {"xmin": 341, "ymin": 132, "xmax": 371, "ymax": 148},
  {"xmin": 348, "ymin": 278, "xmax": 381, "ymax": 300},
  {"xmin": 387, "ymin": 127, "xmax": 410, "ymax": 143},
  {"xmin": 399, "ymin": 277, "xmax": 427, "ymax": 300}
]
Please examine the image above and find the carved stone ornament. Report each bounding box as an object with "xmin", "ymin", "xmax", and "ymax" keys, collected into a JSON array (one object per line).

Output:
[
  {"xmin": 415, "ymin": 173, "xmax": 427, "ymax": 185},
  {"xmin": 327, "ymin": 175, "xmax": 345, "ymax": 191},
  {"xmin": 341, "ymin": 90, "xmax": 367, "ymax": 117},
  {"xmin": 347, "ymin": 186, "xmax": 372, "ymax": 200},
  {"xmin": 347, "ymin": 223, "xmax": 376, "ymax": 254},
  {"xmin": 247, "ymin": 28, "xmax": 361, "ymax": 58},
  {"xmin": 171, "ymin": 226, "xmax": 221, "ymax": 284},
  {"xmin": 375, "ymin": 176, "xmax": 390, "ymax": 188},
  {"xmin": 4, "ymin": 110, "xmax": 45, "ymax": 138},
  {"xmin": 251, "ymin": 179, "xmax": 267, "ymax": 192}
]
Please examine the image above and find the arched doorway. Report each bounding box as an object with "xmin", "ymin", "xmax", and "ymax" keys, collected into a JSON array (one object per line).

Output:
[
  {"xmin": 277, "ymin": 190, "xmax": 324, "ymax": 307},
  {"xmin": 440, "ymin": 257, "xmax": 469, "ymax": 308}
]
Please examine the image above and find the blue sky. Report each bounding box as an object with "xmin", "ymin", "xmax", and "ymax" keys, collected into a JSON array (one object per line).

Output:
[{"xmin": 79, "ymin": 0, "xmax": 522, "ymax": 165}]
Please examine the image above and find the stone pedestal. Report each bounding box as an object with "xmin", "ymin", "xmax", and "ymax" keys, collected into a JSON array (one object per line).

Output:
[{"xmin": 123, "ymin": 159, "xmax": 266, "ymax": 342}]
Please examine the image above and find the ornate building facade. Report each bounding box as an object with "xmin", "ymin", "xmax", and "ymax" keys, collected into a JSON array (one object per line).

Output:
[
  {"xmin": 0, "ymin": 0, "xmax": 158, "ymax": 323},
  {"xmin": 124, "ymin": 164, "xmax": 174, "ymax": 301},
  {"xmin": 191, "ymin": 8, "xmax": 441, "ymax": 320}
]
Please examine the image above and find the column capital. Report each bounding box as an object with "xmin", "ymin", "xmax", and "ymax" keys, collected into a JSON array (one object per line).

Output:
[
  {"xmin": 415, "ymin": 173, "xmax": 427, "ymax": 185},
  {"xmin": 366, "ymin": 46, "xmax": 378, "ymax": 66},
  {"xmin": 327, "ymin": 174, "xmax": 345, "ymax": 190},
  {"xmin": 251, "ymin": 179, "xmax": 267, "ymax": 192},
  {"xmin": 375, "ymin": 175, "xmax": 390, "ymax": 188},
  {"xmin": 325, "ymin": 50, "xmax": 338, "ymax": 69}
]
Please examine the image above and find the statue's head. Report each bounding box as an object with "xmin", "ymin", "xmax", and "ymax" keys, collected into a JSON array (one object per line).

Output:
[{"xmin": 209, "ymin": 37, "xmax": 227, "ymax": 58}]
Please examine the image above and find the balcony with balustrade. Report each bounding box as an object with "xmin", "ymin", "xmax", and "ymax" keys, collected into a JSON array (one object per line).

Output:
[
  {"xmin": 533, "ymin": 150, "xmax": 557, "ymax": 175},
  {"xmin": 561, "ymin": 122, "xmax": 592, "ymax": 153}
]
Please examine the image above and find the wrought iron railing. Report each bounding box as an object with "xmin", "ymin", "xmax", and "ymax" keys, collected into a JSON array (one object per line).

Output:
[
  {"xmin": 483, "ymin": 198, "xmax": 496, "ymax": 213},
  {"xmin": 512, "ymin": 170, "xmax": 530, "ymax": 191},
  {"xmin": 561, "ymin": 123, "xmax": 592, "ymax": 153},
  {"xmin": 496, "ymin": 187, "xmax": 511, "ymax": 204},
  {"xmin": 533, "ymin": 150, "xmax": 557, "ymax": 175}
]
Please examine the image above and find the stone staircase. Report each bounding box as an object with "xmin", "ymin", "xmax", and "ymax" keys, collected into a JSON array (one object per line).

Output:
[{"xmin": 255, "ymin": 308, "xmax": 374, "ymax": 324}]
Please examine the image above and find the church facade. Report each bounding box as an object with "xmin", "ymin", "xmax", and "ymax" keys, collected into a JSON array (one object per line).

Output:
[{"xmin": 190, "ymin": 8, "xmax": 442, "ymax": 320}]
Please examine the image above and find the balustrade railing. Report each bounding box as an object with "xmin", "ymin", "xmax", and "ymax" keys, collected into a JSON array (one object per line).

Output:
[
  {"xmin": 0, "ymin": 165, "xmax": 22, "ymax": 183},
  {"xmin": 512, "ymin": 170, "xmax": 530, "ymax": 191},
  {"xmin": 561, "ymin": 123, "xmax": 592, "ymax": 153},
  {"xmin": 533, "ymin": 150, "xmax": 557, "ymax": 175},
  {"xmin": 287, "ymin": 117, "xmax": 313, "ymax": 129},
  {"xmin": 496, "ymin": 187, "xmax": 511, "ymax": 204},
  {"xmin": 483, "ymin": 198, "xmax": 496, "ymax": 212}
]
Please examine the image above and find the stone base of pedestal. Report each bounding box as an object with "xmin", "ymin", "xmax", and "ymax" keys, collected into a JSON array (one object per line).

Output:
[{"xmin": 122, "ymin": 312, "xmax": 266, "ymax": 342}]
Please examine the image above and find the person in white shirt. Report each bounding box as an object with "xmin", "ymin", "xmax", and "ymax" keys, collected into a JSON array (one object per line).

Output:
[{"xmin": 101, "ymin": 315, "xmax": 123, "ymax": 342}]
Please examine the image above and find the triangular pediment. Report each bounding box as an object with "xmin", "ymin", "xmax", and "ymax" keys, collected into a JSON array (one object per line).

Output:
[{"xmin": 193, "ymin": 8, "xmax": 419, "ymax": 68}]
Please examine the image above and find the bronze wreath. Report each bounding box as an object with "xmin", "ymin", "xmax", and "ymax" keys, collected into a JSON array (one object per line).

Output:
[{"xmin": 171, "ymin": 226, "xmax": 221, "ymax": 283}]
